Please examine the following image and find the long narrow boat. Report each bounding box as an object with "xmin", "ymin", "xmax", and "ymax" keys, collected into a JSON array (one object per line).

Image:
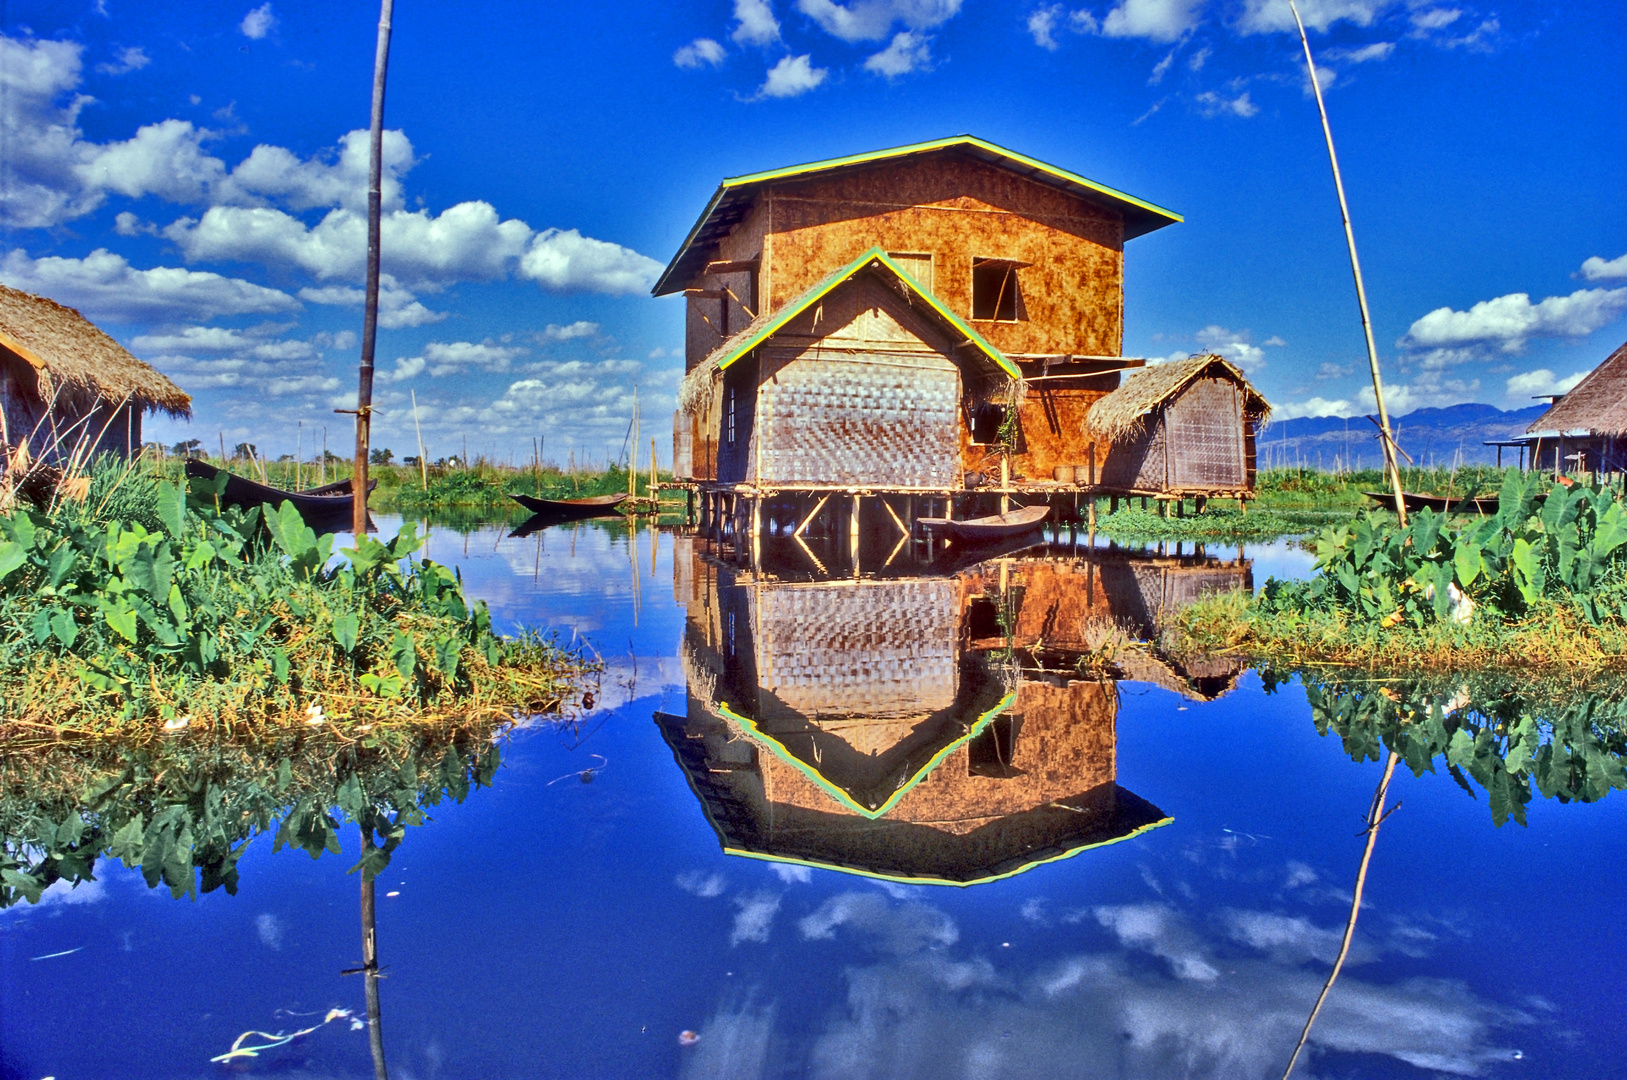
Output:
[
  {"xmin": 1363, "ymin": 490, "xmax": 1501, "ymax": 515},
  {"xmin": 509, "ymin": 492, "xmax": 628, "ymax": 519},
  {"xmin": 918, "ymin": 504, "xmax": 1050, "ymax": 541},
  {"xmin": 185, "ymin": 460, "xmax": 376, "ymax": 520}
]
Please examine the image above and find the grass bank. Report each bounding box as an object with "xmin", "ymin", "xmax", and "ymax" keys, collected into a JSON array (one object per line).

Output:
[
  {"xmin": 0, "ymin": 459, "xmax": 595, "ymax": 734},
  {"xmin": 1164, "ymin": 471, "xmax": 1627, "ymax": 674}
]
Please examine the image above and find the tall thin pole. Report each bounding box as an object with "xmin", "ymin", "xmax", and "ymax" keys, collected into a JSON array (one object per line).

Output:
[
  {"xmin": 410, "ymin": 389, "xmax": 427, "ymax": 490},
  {"xmin": 351, "ymin": 0, "xmax": 394, "ymax": 537},
  {"xmin": 359, "ymin": 827, "xmax": 389, "ymax": 1080},
  {"xmin": 1288, "ymin": 0, "xmax": 1407, "ymax": 525}
]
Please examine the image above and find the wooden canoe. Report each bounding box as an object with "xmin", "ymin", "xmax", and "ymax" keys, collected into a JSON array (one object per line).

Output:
[
  {"xmin": 1363, "ymin": 490, "xmax": 1501, "ymax": 515},
  {"xmin": 918, "ymin": 504, "xmax": 1050, "ymax": 540},
  {"xmin": 509, "ymin": 492, "xmax": 628, "ymax": 518},
  {"xmin": 185, "ymin": 459, "xmax": 376, "ymax": 519}
]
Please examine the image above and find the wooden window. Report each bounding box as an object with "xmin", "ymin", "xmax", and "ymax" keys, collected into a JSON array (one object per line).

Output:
[
  {"xmin": 888, "ymin": 252, "xmax": 934, "ymax": 294},
  {"xmin": 971, "ymin": 258, "xmax": 1028, "ymax": 321}
]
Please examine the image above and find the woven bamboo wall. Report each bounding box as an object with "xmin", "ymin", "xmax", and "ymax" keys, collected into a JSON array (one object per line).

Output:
[
  {"xmin": 759, "ymin": 156, "xmax": 1124, "ymax": 356},
  {"xmin": 1099, "ymin": 411, "xmax": 1168, "ymax": 491},
  {"xmin": 1166, "ymin": 378, "xmax": 1246, "ymax": 490},
  {"xmin": 686, "ymin": 199, "xmax": 770, "ymax": 371}
]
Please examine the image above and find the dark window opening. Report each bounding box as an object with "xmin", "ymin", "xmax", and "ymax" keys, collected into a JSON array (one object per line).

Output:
[
  {"xmin": 727, "ymin": 386, "xmax": 736, "ymax": 445},
  {"xmin": 966, "ymin": 596, "xmax": 1002, "ymax": 639},
  {"xmin": 970, "ymin": 403, "xmax": 1008, "ymax": 445},
  {"xmin": 971, "ymin": 259, "xmax": 1026, "ymax": 321},
  {"xmin": 968, "ymin": 716, "xmax": 1023, "ymax": 778}
]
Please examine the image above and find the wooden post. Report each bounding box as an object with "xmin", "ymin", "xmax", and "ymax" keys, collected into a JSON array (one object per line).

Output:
[
  {"xmin": 1000, "ymin": 456, "xmax": 1010, "ymax": 515},
  {"xmin": 1087, "ymin": 497, "xmax": 1096, "ymax": 530},
  {"xmin": 650, "ymin": 436, "xmax": 659, "ymax": 508},
  {"xmin": 359, "ymin": 827, "xmax": 389, "ymax": 1080},
  {"xmin": 350, "ymin": 0, "xmax": 394, "ymax": 539},
  {"xmin": 850, "ymin": 494, "xmax": 861, "ymax": 572}
]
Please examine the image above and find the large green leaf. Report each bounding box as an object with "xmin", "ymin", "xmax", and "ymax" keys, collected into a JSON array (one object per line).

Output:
[{"xmin": 332, "ymin": 611, "xmax": 359, "ymax": 652}]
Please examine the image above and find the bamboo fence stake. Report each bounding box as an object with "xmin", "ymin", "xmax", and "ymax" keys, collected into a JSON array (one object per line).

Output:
[
  {"xmin": 1289, "ymin": 0, "xmax": 1407, "ymax": 525},
  {"xmin": 349, "ymin": 0, "xmax": 393, "ymax": 537},
  {"xmin": 410, "ymin": 390, "xmax": 427, "ymax": 490}
]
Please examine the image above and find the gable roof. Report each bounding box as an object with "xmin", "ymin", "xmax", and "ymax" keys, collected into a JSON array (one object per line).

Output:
[
  {"xmin": 1525, "ymin": 338, "xmax": 1627, "ymax": 437},
  {"xmin": 653, "ymin": 135, "xmax": 1183, "ymax": 297},
  {"xmin": 677, "ymin": 247, "xmax": 1018, "ymax": 414},
  {"xmin": 1085, "ymin": 353, "xmax": 1269, "ymax": 443},
  {"xmin": 0, "ymin": 283, "xmax": 191, "ymax": 417}
]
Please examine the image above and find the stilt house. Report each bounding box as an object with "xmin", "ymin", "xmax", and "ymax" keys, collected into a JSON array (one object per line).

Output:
[
  {"xmin": 1085, "ymin": 353, "xmax": 1268, "ymax": 499},
  {"xmin": 0, "ymin": 284, "xmax": 190, "ymax": 458},
  {"xmin": 658, "ymin": 137, "xmax": 1185, "ymax": 511},
  {"xmin": 1515, "ymin": 337, "xmax": 1627, "ymax": 476}
]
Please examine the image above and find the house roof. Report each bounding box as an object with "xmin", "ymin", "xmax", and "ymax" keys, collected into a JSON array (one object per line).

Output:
[
  {"xmin": 652, "ymin": 135, "xmax": 1183, "ymax": 297},
  {"xmin": 1085, "ymin": 353, "xmax": 1269, "ymax": 444},
  {"xmin": 677, "ymin": 247, "xmax": 1018, "ymax": 414},
  {"xmin": 1525, "ymin": 338, "xmax": 1627, "ymax": 437},
  {"xmin": 0, "ymin": 283, "xmax": 191, "ymax": 417}
]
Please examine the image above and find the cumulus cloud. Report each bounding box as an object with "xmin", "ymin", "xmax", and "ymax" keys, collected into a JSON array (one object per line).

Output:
[
  {"xmin": 1194, "ymin": 325, "xmax": 1269, "ymax": 369},
  {"xmin": 771, "ymin": 863, "xmax": 814, "ymax": 884},
  {"xmin": 538, "ymin": 320, "xmax": 600, "ymax": 341},
  {"xmin": 677, "ymin": 870, "xmax": 728, "ymax": 898},
  {"xmin": 1324, "ymin": 40, "xmax": 1395, "ymax": 62},
  {"xmin": 1401, "ymin": 287, "xmax": 1627, "ymax": 353},
  {"xmin": 1101, "ymin": 0, "xmax": 1205, "ymax": 41},
  {"xmin": 1580, "ymin": 253, "xmax": 1627, "ymax": 282},
  {"xmin": 221, "ymin": 129, "xmax": 416, "ymax": 213},
  {"xmin": 757, "ymin": 54, "xmax": 829, "ymax": 98},
  {"xmin": 519, "ymin": 228, "xmax": 662, "ymax": 294},
  {"xmin": 0, "ymin": 247, "xmax": 298, "ymax": 324},
  {"xmin": 800, "ymin": 891, "xmax": 959, "ymax": 954},
  {"xmin": 382, "ymin": 339, "xmax": 528, "ymax": 381},
  {"xmin": 733, "ymin": 0, "xmax": 783, "ymax": 45},
  {"xmin": 95, "ymin": 46, "xmax": 149, "ymax": 75},
  {"xmin": 1195, "ymin": 89, "xmax": 1259, "ymax": 117},
  {"xmin": 675, "ymin": 38, "xmax": 728, "ymax": 68},
  {"xmin": 1236, "ymin": 0, "xmax": 1394, "ymax": 35},
  {"xmin": 298, "ymin": 274, "xmax": 445, "ymax": 329},
  {"xmin": 131, "ymin": 324, "xmax": 317, "ymax": 362},
  {"xmin": 863, "ymin": 31, "xmax": 934, "ymax": 76},
  {"xmin": 796, "ymin": 0, "xmax": 963, "ymax": 43},
  {"xmin": 731, "ymin": 890, "xmax": 783, "ymax": 945},
  {"xmin": 1506, "ymin": 368, "xmax": 1587, "ymax": 400},
  {"xmin": 1028, "ymin": 4, "xmax": 1098, "ymax": 47},
  {"xmin": 1094, "ymin": 903, "xmax": 1220, "ymax": 982},
  {"xmin": 1274, "ymin": 368, "xmax": 1480, "ymax": 420},
  {"xmin": 1220, "ymin": 910, "xmax": 1346, "ymax": 965},
  {"xmin": 240, "ymin": 3, "xmax": 277, "ymax": 39},
  {"xmin": 1410, "ymin": 6, "xmax": 1461, "ymax": 30}
]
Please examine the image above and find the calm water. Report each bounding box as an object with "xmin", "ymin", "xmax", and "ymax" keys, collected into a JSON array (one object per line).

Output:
[{"xmin": 2, "ymin": 514, "xmax": 1624, "ymax": 1079}]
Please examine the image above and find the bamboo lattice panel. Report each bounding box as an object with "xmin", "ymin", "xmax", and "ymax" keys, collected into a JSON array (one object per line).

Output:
[{"xmin": 1165, "ymin": 378, "xmax": 1246, "ymax": 489}]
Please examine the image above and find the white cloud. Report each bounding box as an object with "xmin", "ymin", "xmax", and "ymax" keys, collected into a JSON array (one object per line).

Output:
[
  {"xmin": 1149, "ymin": 50, "xmax": 1175, "ymax": 83},
  {"xmin": 733, "ymin": 0, "xmax": 783, "ymax": 45},
  {"xmin": 519, "ymin": 228, "xmax": 662, "ymax": 294},
  {"xmin": 1195, "ymin": 325, "xmax": 1267, "ymax": 369},
  {"xmin": 1101, "ymin": 0, "xmax": 1205, "ymax": 42},
  {"xmin": 240, "ymin": 3, "xmax": 277, "ymax": 39},
  {"xmin": 677, "ymin": 870, "xmax": 726, "ymax": 898},
  {"xmin": 384, "ymin": 339, "xmax": 528, "ymax": 381},
  {"xmin": 254, "ymin": 912, "xmax": 284, "ymax": 949},
  {"xmin": 1195, "ymin": 90, "xmax": 1258, "ymax": 117},
  {"xmin": 771, "ymin": 863, "xmax": 814, "ymax": 883},
  {"xmin": 1220, "ymin": 910, "xmax": 1345, "ymax": 964},
  {"xmin": 1580, "ymin": 253, "xmax": 1627, "ymax": 282},
  {"xmin": 1402, "ymin": 287, "xmax": 1627, "ymax": 352},
  {"xmin": 757, "ymin": 54, "xmax": 829, "ymax": 98},
  {"xmin": 731, "ymin": 890, "xmax": 783, "ymax": 945},
  {"xmin": 1505, "ymin": 368, "xmax": 1587, "ymax": 400},
  {"xmin": 1187, "ymin": 44, "xmax": 1211, "ymax": 68},
  {"xmin": 1236, "ymin": 0, "xmax": 1393, "ymax": 34},
  {"xmin": 1029, "ymin": 4, "xmax": 1101, "ymax": 47},
  {"xmin": 796, "ymin": 0, "xmax": 963, "ymax": 43},
  {"xmin": 1410, "ymin": 6, "xmax": 1461, "ymax": 30},
  {"xmin": 0, "ymin": 247, "xmax": 298, "ymax": 323},
  {"xmin": 539, "ymin": 320, "xmax": 600, "ymax": 341},
  {"xmin": 1325, "ymin": 40, "xmax": 1395, "ymax": 62},
  {"xmin": 675, "ymin": 38, "xmax": 728, "ymax": 68},
  {"xmin": 223, "ymin": 129, "xmax": 415, "ymax": 213},
  {"xmin": 298, "ymin": 274, "xmax": 445, "ymax": 329},
  {"xmin": 863, "ymin": 31, "xmax": 933, "ymax": 76},
  {"xmin": 1094, "ymin": 903, "xmax": 1220, "ymax": 982},
  {"xmin": 131, "ymin": 324, "xmax": 317, "ymax": 362},
  {"xmin": 1274, "ymin": 369, "xmax": 1481, "ymax": 420},
  {"xmin": 800, "ymin": 891, "xmax": 959, "ymax": 953},
  {"xmin": 95, "ymin": 45, "xmax": 149, "ymax": 75}
]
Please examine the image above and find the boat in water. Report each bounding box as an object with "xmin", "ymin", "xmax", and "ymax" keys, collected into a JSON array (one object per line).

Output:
[
  {"xmin": 1363, "ymin": 490, "xmax": 1501, "ymax": 515},
  {"xmin": 509, "ymin": 492, "xmax": 628, "ymax": 519},
  {"xmin": 185, "ymin": 460, "xmax": 376, "ymax": 528},
  {"xmin": 917, "ymin": 503, "xmax": 1050, "ymax": 541}
]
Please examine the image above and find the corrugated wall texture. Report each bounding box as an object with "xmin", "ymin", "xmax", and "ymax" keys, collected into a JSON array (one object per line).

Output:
[
  {"xmin": 1165, "ymin": 377, "xmax": 1246, "ymax": 490},
  {"xmin": 760, "ymin": 156, "xmax": 1124, "ymax": 357}
]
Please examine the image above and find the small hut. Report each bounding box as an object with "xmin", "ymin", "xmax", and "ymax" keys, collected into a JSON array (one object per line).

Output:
[
  {"xmin": 1085, "ymin": 353, "xmax": 1268, "ymax": 500},
  {"xmin": 0, "ymin": 283, "xmax": 190, "ymax": 460},
  {"xmin": 1517, "ymin": 337, "xmax": 1627, "ymax": 476}
]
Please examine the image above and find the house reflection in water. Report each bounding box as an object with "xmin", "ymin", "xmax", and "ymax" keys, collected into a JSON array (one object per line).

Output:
[{"xmin": 657, "ymin": 533, "xmax": 1251, "ymax": 885}]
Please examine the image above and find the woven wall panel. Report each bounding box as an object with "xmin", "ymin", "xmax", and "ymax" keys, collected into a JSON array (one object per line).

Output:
[
  {"xmin": 758, "ymin": 352, "xmax": 960, "ymax": 487},
  {"xmin": 751, "ymin": 580, "xmax": 957, "ymax": 718},
  {"xmin": 1166, "ymin": 378, "xmax": 1245, "ymax": 489},
  {"xmin": 1099, "ymin": 412, "xmax": 1167, "ymax": 490}
]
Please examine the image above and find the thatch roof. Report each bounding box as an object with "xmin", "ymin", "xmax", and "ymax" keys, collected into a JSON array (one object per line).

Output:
[
  {"xmin": 1525, "ymin": 338, "xmax": 1627, "ymax": 437},
  {"xmin": 1085, "ymin": 353, "xmax": 1267, "ymax": 444},
  {"xmin": 677, "ymin": 248, "xmax": 1017, "ymax": 416},
  {"xmin": 0, "ymin": 284, "xmax": 191, "ymax": 417}
]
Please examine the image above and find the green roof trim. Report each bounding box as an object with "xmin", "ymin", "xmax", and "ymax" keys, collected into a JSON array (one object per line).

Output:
[
  {"xmin": 720, "ymin": 813, "xmax": 1175, "ymax": 889},
  {"xmin": 712, "ymin": 247, "xmax": 1020, "ymax": 380},
  {"xmin": 721, "ymin": 135, "xmax": 1182, "ymax": 224},
  {"xmin": 716, "ymin": 689, "xmax": 1018, "ymax": 820}
]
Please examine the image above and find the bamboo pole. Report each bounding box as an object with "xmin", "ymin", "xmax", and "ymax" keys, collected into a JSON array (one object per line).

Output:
[
  {"xmin": 1288, "ymin": 0, "xmax": 1407, "ymax": 525},
  {"xmin": 410, "ymin": 390, "xmax": 427, "ymax": 490},
  {"xmin": 359, "ymin": 828, "xmax": 389, "ymax": 1080},
  {"xmin": 350, "ymin": 0, "xmax": 394, "ymax": 537}
]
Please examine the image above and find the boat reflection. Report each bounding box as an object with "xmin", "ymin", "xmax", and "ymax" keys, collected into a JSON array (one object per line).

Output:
[{"xmin": 658, "ymin": 531, "xmax": 1252, "ymax": 885}]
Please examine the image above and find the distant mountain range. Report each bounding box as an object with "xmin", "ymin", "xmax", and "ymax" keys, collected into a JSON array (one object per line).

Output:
[{"xmin": 1260, "ymin": 403, "xmax": 1552, "ymax": 470}]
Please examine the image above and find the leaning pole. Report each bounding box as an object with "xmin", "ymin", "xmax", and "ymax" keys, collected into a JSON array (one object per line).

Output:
[{"xmin": 351, "ymin": 0, "xmax": 395, "ymax": 537}]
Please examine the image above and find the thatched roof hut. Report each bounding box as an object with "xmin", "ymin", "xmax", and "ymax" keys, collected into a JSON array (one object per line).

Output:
[
  {"xmin": 0, "ymin": 283, "xmax": 190, "ymax": 458},
  {"xmin": 1526, "ymin": 338, "xmax": 1627, "ymax": 438},
  {"xmin": 1085, "ymin": 353, "xmax": 1268, "ymax": 496}
]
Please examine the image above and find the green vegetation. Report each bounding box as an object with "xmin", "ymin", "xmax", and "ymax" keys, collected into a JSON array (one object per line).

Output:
[
  {"xmin": 0, "ymin": 459, "xmax": 593, "ymax": 732},
  {"xmin": 1169, "ymin": 471, "xmax": 1627, "ymax": 671},
  {"xmin": 0, "ymin": 716, "xmax": 507, "ymax": 906},
  {"xmin": 1271, "ymin": 667, "xmax": 1627, "ymax": 827},
  {"xmin": 1089, "ymin": 504, "xmax": 1340, "ymax": 544},
  {"xmin": 1254, "ymin": 463, "xmax": 1523, "ymax": 512}
]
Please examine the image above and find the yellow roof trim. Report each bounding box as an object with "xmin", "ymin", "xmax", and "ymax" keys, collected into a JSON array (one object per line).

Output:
[{"xmin": 713, "ymin": 247, "xmax": 1020, "ymax": 380}]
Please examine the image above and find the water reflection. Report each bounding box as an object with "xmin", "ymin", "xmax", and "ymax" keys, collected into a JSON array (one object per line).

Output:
[{"xmin": 663, "ymin": 531, "xmax": 1253, "ymax": 885}]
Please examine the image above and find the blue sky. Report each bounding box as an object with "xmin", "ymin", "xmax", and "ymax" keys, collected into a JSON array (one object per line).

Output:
[{"xmin": 2, "ymin": 0, "xmax": 1623, "ymax": 462}]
